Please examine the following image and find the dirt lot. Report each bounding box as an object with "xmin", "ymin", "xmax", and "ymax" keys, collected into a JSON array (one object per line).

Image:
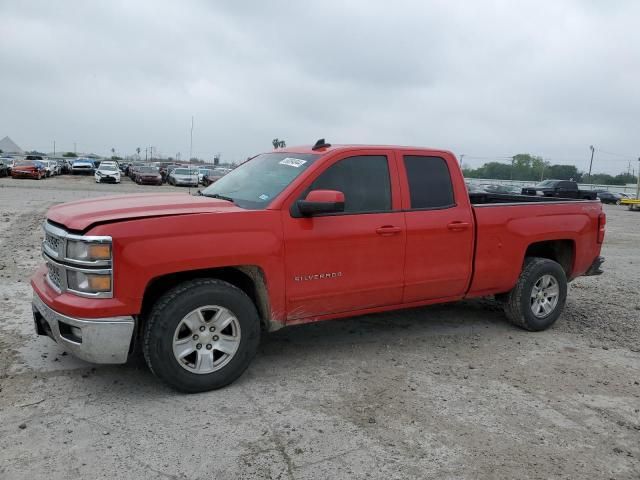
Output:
[{"xmin": 0, "ymin": 175, "xmax": 639, "ymax": 480}]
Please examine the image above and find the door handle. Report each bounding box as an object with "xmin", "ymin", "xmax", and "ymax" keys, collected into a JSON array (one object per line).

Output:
[
  {"xmin": 376, "ymin": 225, "xmax": 402, "ymax": 235},
  {"xmin": 447, "ymin": 221, "xmax": 471, "ymax": 231}
]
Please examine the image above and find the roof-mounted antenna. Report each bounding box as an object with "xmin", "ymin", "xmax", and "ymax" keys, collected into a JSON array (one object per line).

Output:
[{"xmin": 312, "ymin": 138, "xmax": 331, "ymax": 150}]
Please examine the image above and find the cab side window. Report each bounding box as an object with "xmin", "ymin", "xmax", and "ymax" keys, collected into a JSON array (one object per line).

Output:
[
  {"xmin": 403, "ymin": 156, "xmax": 455, "ymax": 209},
  {"xmin": 307, "ymin": 155, "xmax": 391, "ymax": 213}
]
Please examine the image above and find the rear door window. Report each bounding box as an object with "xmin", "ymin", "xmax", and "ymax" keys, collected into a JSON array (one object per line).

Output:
[{"xmin": 403, "ymin": 156, "xmax": 455, "ymax": 209}]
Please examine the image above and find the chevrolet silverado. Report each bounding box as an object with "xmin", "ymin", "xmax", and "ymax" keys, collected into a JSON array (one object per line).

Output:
[{"xmin": 31, "ymin": 140, "xmax": 606, "ymax": 392}]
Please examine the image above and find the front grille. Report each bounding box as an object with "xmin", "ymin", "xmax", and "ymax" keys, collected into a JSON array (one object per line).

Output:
[
  {"xmin": 41, "ymin": 221, "xmax": 113, "ymax": 298},
  {"xmin": 46, "ymin": 261, "xmax": 63, "ymax": 290},
  {"xmin": 45, "ymin": 232, "xmax": 61, "ymax": 252}
]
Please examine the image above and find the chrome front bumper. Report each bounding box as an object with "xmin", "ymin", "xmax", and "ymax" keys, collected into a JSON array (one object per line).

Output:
[{"xmin": 32, "ymin": 292, "xmax": 135, "ymax": 364}]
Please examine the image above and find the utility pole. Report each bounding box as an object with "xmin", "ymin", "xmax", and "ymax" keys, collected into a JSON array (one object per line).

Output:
[
  {"xmin": 540, "ymin": 162, "xmax": 546, "ymax": 182},
  {"xmin": 189, "ymin": 116, "xmax": 194, "ymax": 162},
  {"xmin": 145, "ymin": 147, "xmax": 148, "ymax": 161},
  {"xmin": 510, "ymin": 156, "xmax": 515, "ymax": 181},
  {"xmin": 149, "ymin": 146, "xmax": 153, "ymax": 162},
  {"xmin": 53, "ymin": 140, "xmax": 56, "ymax": 156},
  {"xmin": 587, "ymin": 145, "xmax": 595, "ymax": 184},
  {"xmin": 636, "ymin": 157, "xmax": 640, "ymax": 200}
]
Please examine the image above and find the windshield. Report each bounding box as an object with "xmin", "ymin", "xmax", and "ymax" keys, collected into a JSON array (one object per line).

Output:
[
  {"xmin": 16, "ymin": 160, "xmax": 37, "ymax": 167},
  {"xmin": 139, "ymin": 166, "xmax": 159, "ymax": 173},
  {"xmin": 174, "ymin": 168, "xmax": 195, "ymax": 175},
  {"xmin": 201, "ymin": 152, "xmax": 320, "ymax": 209},
  {"xmin": 99, "ymin": 164, "xmax": 117, "ymax": 171}
]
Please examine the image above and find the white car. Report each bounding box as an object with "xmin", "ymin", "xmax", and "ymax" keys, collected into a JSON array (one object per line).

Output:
[
  {"xmin": 47, "ymin": 160, "xmax": 61, "ymax": 175},
  {"xmin": 169, "ymin": 168, "xmax": 199, "ymax": 187},
  {"xmin": 94, "ymin": 163, "xmax": 121, "ymax": 184}
]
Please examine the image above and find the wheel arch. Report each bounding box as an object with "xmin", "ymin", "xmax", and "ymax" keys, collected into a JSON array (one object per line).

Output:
[
  {"xmin": 140, "ymin": 265, "xmax": 276, "ymax": 334},
  {"xmin": 523, "ymin": 239, "xmax": 575, "ymax": 279}
]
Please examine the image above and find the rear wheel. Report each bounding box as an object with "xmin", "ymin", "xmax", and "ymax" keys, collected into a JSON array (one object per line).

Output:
[
  {"xmin": 143, "ymin": 279, "xmax": 261, "ymax": 393},
  {"xmin": 503, "ymin": 257, "xmax": 567, "ymax": 331}
]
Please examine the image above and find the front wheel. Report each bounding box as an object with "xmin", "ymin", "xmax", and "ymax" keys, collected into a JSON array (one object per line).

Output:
[
  {"xmin": 143, "ymin": 279, "xmax": 261, "ymax": 393},
  {"xmin": 503, "ymin": 257, "xmax": 567, "ymax": 331}
]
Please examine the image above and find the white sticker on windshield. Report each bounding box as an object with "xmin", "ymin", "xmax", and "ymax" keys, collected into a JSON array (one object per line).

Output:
[
  {"xmin": 259, "ymin": 194, "xmax": 269, "ymax": 201},
  {"xmin": 279, "ymin": 157, "xmax": 307, "ymax": 168}
]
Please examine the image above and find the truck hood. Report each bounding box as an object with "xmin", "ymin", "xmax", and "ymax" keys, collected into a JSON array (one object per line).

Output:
[{"xmin": 48, "ymin": 192, "xmax": 238, "ymax": 231}]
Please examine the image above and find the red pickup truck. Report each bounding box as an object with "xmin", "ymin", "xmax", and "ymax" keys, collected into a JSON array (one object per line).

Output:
[{"xmin": 31, "ymin": 141, "xmax": 605, "ymax": 392}]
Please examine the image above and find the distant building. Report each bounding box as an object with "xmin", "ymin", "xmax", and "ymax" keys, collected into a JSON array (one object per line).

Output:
[{"xmin": 0, "ymin": 136, "xmax": 24, "ymax": 154}]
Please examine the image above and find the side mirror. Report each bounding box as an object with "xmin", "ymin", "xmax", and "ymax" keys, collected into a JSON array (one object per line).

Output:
[{"xmin": 297, "ymin": 190, "xmax": 345, "ymax": 216}]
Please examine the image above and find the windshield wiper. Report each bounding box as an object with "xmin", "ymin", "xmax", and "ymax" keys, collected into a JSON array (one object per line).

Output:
[{"xmin": 203, "ymin": 193, "xmax": 235, "ymax": 203}]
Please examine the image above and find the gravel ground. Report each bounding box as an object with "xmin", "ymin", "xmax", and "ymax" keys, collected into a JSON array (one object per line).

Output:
[{"xmin": 0, "ymin": 175, "xmax": 639, "ymax": 480}]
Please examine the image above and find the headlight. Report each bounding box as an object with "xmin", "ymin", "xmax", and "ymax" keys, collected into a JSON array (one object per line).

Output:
[
  {"xmin": 66, "ymin": 240, "xmax": 111, "ymax": 262},
  {"xmin": 67, "ymin": 270, "xmax": 112, "ymax": 293}
]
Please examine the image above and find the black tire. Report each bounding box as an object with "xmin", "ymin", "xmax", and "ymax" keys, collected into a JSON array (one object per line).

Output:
[
  {"xmin": 143, "ymin": 279, "xmax": 261, "ymax": 393},
  {"xmin": 503, "ymin": 257, "xmax": 567, "ymax": 331}
]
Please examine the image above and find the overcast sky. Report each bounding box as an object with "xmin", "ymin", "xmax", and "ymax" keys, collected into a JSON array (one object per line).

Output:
[{"xmin": 1, "ymin": 0, "xmax": 639, "ymax": 173}]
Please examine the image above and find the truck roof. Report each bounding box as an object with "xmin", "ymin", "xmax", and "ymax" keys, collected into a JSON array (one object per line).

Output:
[{"xmin": 275, "ymin": 143, "xmax": 455, "ymax": 157}]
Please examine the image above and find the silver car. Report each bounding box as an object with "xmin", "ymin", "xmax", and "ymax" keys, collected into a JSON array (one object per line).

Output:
[{"xmin": 169, "ymin": 168, "xmax": 199, "ymax": 187}]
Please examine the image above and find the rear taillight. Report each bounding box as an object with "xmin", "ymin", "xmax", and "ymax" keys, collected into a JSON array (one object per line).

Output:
[{"xmin": 597, "ymin": 212, "xmax": 606, "ymax": 244}]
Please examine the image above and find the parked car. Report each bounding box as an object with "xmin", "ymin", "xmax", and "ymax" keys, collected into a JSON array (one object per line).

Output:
[
  {"xmin": 134, "ymin": 166, "xmax": 163, "ymax": 185},
  {"xmin": 23, "ymin": 155, "xmax": 48, "ymax": 176},
  {"xmin": 168, "ymin": 167, "xmax": 199, "ymax": 186},
  {"xmin": 483, "ymin": 184, "xmax": 522, "ymax": 194},
  {"xmin": 61, "ymin": 159, "xmax": 73, "ymax": 174},
  {"xmin": 0, "ymin": 157, "xmax": 15, "ymax": 174},
  {"xmin": 521, "ymin": 180, "xmax": 597, "ymax": 199},
  {"xmin": 11, "ymin": 160, "xmax": 46, "ymax": 179},
  {"xmin": 165, "ymin": 164, "xmax": 182, "ymax": 178},
  {"xmin": 52, "ymin": 159, "xmax": 64, "ymax": 175},
  {"xmin": 201, "ymin": 167, "xmax": 229, "ymax": 186},
  {"xmin": 157, "ymin": 162, "xmax": 173, "ymax": 182},
  {"xmin": 94, "ymin": 162, "xmax": 121, "ymax": 184},
  {"xmin": 31, "ymin": 142, "xmax": 606, "ymax": 392},
  {"xmin": 46, "ymin": 160, "xmax": 60, "ymax": 176},
  {"xmin": 71, "ymin": 158, "xmax": 96, "ymax": 175},
  {"xmin": 198, "ymin": 168, "xmax": 213, "ymax": 184},
  {"xmin": 44, "ymin": 161, "xmax": 54, "ymax": 177},
  {"xmin": 127, "ymin": 162, "xmax": 145, "ymax": 179},
  {"xmin": 465, "ymin": 182, "xmax": 487, "ymax": 194},
  {"xmin": 0, "ymin": 158, "xmax": 10, "ymax": 177},
  {"xmin": 596, "ymin": 191, "xmax": 623, "ymax": 205}
]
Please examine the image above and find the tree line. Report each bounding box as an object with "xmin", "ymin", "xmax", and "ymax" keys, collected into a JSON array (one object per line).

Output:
[{"xmin": 463, "ymin": 154, "xmax": 637, "ymax": 185}]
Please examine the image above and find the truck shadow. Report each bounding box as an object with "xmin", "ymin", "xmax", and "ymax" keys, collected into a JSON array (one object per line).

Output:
[
  {"xmin": 72, "ymin": 298, "xmax": 517, "ymax": 396},
  {"xmin": 256, "ymin": 298, "xmax": 513, "ymax": 361}
]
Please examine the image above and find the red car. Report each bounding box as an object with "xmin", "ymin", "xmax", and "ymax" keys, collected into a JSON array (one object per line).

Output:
[
  {"xmin": 31, "ymin": 141, "xmax": 605, "ymax": 392},
  {"xmin": 11, "ymin": 160, "xmax": 46, "ymax": 180},
  {"xmin": 134, "ymin": 166, "xmax": 163, "ymax": 185}
]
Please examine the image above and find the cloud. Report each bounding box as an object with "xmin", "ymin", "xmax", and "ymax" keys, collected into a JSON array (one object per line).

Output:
[{"xmin": 0, "ymin": 0, "xmax": 638, "ymax": 173}]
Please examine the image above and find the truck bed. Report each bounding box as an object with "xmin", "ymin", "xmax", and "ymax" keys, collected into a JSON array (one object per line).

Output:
[{"xmin": 466, "ymin": 195, "xmax": 602, "ymax": 297}]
